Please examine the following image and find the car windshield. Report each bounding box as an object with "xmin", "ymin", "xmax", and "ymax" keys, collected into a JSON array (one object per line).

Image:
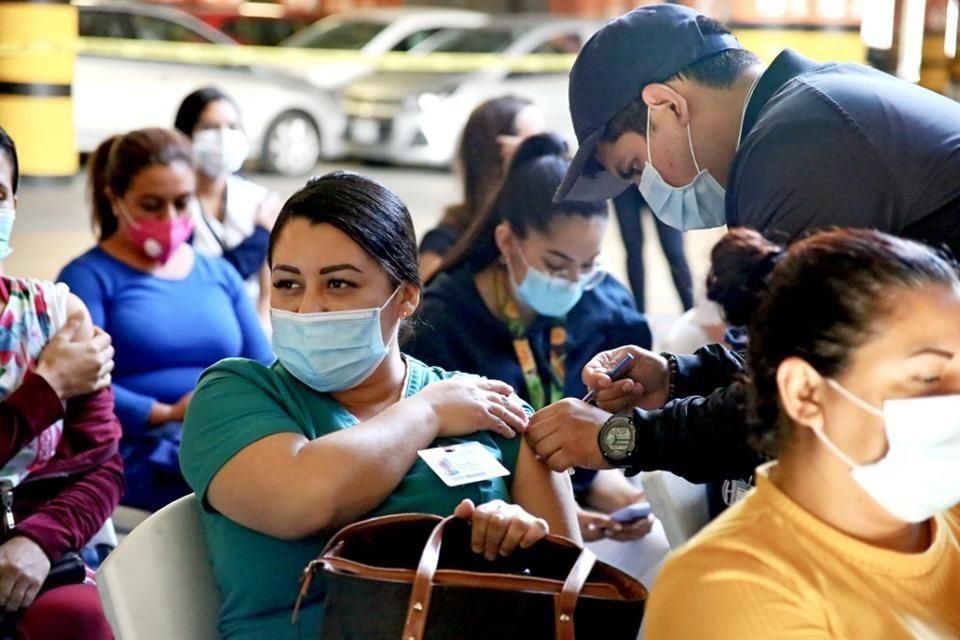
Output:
[
  {"xmin": 286, "ymin": 20, "xmax": 387, "ymax": 49},
  {"xmin": 413, "ymin": 27, "xmax": 520, "ymax": 54}
]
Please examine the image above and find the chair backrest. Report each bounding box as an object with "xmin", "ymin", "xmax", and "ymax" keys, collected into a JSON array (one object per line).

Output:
[
  {"xmin": 640, "ymin": 471, "xmax": 710, "ymax": 549},
  {"xmin": 97, "ymin": 494, "xmax": 221, "ymax": 640}
]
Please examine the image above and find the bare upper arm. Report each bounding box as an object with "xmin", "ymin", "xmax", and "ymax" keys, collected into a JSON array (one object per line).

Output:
[
  {"xmin": 511, "ymin": 438, "xmax": 581, "ymax": 543},
  {"xmin": 65, "ymin": 292, "xmax": 95, "ymax": 340},
  {"xmin": 206, "ymin": 431, "xmax": 322, "ymax": 540}
]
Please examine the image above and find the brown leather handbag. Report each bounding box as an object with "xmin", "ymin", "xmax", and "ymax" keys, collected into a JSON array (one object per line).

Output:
[{"xmin": 295, "ymin": 513, "xmax": 647, "ymax": 640}]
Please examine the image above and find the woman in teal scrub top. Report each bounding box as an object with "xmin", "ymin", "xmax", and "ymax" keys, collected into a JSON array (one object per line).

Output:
[{"xmin": 180, "ymin": 171, "xmax": 579, "ymax": 640}]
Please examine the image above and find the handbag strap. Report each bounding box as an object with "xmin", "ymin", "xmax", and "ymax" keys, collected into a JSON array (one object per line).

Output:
[
  {"xmin": 402, "ymin": 516, "xmax": 598, "ymax": 640},
  {"xmin": 555, "ymin": 546, "xmax": 597, "ymax": 640},
  {"xmin": 402, "ymin": 515, "xmax": 448, "ymax": 640}
]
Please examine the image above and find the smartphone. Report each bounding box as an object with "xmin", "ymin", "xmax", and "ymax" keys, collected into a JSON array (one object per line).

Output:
[
  {"xmin": 609, "ymin": 501, "xmax": 652, "ymax": 524},
  {"xmin": 582, "ymin": 353, "xmax": 636, "ymax": 404}
]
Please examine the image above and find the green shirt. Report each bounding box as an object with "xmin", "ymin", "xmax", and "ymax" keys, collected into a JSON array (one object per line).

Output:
[{"xmin": 180, "ymin": 356, "xmax": 525, "ymax": 640}]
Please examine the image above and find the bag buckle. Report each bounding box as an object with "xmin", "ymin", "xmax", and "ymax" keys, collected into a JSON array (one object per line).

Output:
[{"xmin": 291, "ymin": 558, "xmax": 323, "ymax": 624}]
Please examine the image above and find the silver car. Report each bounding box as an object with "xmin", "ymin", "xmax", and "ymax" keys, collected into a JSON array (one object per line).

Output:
[
  {"xmin": 340, "ymin": 15, "xmax": 600, "ymax": 167},
  {"xmin": 280, "ymin": 7, "xmax": 488, "ymax": 92},
  {"xmin": 74, "ymin": 0, "xmax": 343, "ymax": 175}
]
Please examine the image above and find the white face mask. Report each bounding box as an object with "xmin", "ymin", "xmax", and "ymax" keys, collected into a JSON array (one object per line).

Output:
[
  {"xmin": 815, "ymin": 379, "xmax": 960, "ymax": 523},
  {"xmin": 0, "ymin": 206, "xmax": 15, "ymax": 260},
  {"xmin": 193, "ymin": 127, "xmax": 249, "ymax": 178}
]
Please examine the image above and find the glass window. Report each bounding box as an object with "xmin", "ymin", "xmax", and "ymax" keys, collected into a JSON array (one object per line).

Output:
[
  {"xmin": 221, "ymin": 17, "xmax": 302, "ymax": 46},
  {"xmin": 531, "ymin": 33, "xmax": 583, "ymax": 54},
  {"xmin": 391, "ymin": 28, "xmax": 441, "ymax": 52},
  {"xmin": 287, "ymin": 21, "xmax": 387, "ymax": 49},
  {"xmin": 416, "ymin": 27, "xmax": 519, "ymax": 54},
  {"xmin": 129, "ymin": 15, "xmax": 213, "ymax": 43},
  {"xmin": 78, "ymin": 10, "xmax": 130, "ymax": 38}
]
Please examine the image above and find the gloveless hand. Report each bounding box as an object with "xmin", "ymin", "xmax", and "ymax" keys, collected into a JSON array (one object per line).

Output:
[
  {"xmin": 525, "ymin": 399, "xmax": 612, "ymax": 471},
  {"xmin": 416, "ymin": 376, "xmax": 528, "ymax": 440},
  {"xmin": 454, "ymin": 499, "xmax": 548, "ymax": 561},
  {"xmin": 582, "ymin": 345, "xmax": 670, "ymax": 412},
  {"xmin": 0, "ymin": 536, "xmax": 51, "ymax": 612},
  {"xmin": 34, "ymin": 321, "xmax": 115, "ymax": 400}
]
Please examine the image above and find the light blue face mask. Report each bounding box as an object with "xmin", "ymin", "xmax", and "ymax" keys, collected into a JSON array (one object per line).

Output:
[
  {"xmin": 638, "ymin": 109, "xmax": 726, "ymax": 231},
  {"xmin": 0, "ymin": 207, "xmax": 15, "ymax": 260},
  {"xmin": 510, "ymin": 247, "xmax": 601, "ymax": 318},
  {"xmin": 270, "ymin": 288, "xmax": 400, "ymax": 393}
]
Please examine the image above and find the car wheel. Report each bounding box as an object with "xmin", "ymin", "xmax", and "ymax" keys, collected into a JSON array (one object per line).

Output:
[{"xmin": 260, "ymin": 110, "xmax": 321, "ymax": 176}]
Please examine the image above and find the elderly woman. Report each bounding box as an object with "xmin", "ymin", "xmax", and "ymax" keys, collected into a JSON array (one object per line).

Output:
[{"xmin": 180, "ymin": 171, "xmax": 579, "ymax": 640}]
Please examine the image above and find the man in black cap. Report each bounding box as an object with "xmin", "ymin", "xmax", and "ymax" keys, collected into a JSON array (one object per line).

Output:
[
  {"xmin": 525, "ymin": 4, "xmax": 960, "ymax": 503},
  {"xmin": 556, "ymin": 3, "xmax": 960, "ymax": 248}
]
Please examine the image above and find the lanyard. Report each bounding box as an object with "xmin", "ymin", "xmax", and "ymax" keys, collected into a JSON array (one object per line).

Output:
[{"xmin": 495, "ymin": 269, "xmax": 566, "ymax": 410}]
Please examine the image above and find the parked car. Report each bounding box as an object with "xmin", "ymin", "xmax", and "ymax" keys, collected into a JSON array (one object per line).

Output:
[
  {"xmin": 74, "ymin": 0, "xmax": 342, "ymax": 175},
  {"xmin": 279, "ymin": 7, "xmax": 488, "ymax": 91},
  {"xmin": 179, "ymin": 2, "xmax": 326, "ymax": 46},
  {"xmin": 339, "ymin": 15, "xmax": 600, "ymax": 167}
]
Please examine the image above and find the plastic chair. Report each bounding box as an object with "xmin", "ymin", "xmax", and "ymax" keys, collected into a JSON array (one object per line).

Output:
[
  {"xmin": 640, "ymin": 471, "xmax": 710, "ymax": 548},
  {"xmin": 96, "ymin": 494, "xmax": 221, "ymax": 640}
]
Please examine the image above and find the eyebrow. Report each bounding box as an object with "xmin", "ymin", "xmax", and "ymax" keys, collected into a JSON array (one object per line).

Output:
[
  {"xmin": 319, "ymin": 264, "xmax": 363, "ymax": 275},
  {"xmin": 271, "ymin": 263, "xmax": 364, "ymax": 276},
  {"xmin": 545, "ymin": 249, "xmax": 601, "ymax": 265},
  {"xmin": 908, "ymin": 348, "xmax": 955, "ymax": 358},
  {"xmin": 273, "ymin": 264, "xmax": 300, "ymax": 275}
]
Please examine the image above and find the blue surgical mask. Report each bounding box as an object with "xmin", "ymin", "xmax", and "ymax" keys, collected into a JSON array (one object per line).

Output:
[
  {"xmin": 508, "ymin": 247, "xmax": 597, "ymax": 318},
  {"xmin": 0, "ymin": 207, "xmax": 15, "ymax": 260},
  {"xmin": 270, "ymin": 288, "xmax": 400, "ymax": 393},
  {"xmin": 638, "ymin": 109, "xmax": 726, "ymax": 231}
]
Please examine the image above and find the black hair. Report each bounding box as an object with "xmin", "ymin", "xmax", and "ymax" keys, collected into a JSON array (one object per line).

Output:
[
  {"xmin": 599, "ymin": 15, "xmax": 761, "ymax": 147},
  {"xmin": 269, "ymin": 170, "xmax": 421, "ymax": 289},
  {"xmin": 745, "ymin": 228, "xmax": 960, "ymax": 456},
  {"xmin": 174, "ymin": 87, "xmax": 238, "ymax": 137},
  {"xmin": 437, "ymin": 132, "xmax": 607, "ymax": 279},
  {"xmin": 0, "ymin": 127, "xmax": 19, "ymax": 195}
]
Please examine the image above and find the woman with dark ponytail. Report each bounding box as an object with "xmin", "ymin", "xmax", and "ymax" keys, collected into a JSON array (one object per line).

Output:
[
  {"xmin": 647, "ymin": 228, "xmax": 960, "ymax": 638},
  {"xmin": 408, "ymin": 133, "xmax": 658, "ymax": 555}
]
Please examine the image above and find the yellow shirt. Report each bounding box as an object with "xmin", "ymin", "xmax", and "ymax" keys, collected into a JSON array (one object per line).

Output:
[{"xmin": 645, "ymin": 463, "xmax": 960, "ymax": 639}]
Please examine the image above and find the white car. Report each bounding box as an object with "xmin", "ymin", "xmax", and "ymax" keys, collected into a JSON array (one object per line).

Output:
[
  {"xmin": 340, "ymin": 15, "xmax": 600, "ymax": 167},
  {"xmin": 279, "ymin": 7, "xmax": 488, "ymax": 91},
  {"xmin": 74, "ymin": 0, "xmax": 343, "ymax": 175}
]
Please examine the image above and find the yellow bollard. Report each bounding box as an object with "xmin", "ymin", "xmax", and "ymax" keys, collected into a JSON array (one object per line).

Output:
[{"xmin": 0, "ymin": 0, "xmax": 78, "ymax": 179}]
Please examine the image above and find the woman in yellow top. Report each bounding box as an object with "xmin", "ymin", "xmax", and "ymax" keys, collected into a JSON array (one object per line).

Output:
[{"xmin": 645, "ymin": 228, "xmax": 960, "ymax": 639}]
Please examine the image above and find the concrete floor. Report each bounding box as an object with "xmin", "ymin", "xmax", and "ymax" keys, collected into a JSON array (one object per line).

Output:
[{"xmin": 12, "ymin": 161, "xmax": 726, "ymax": 344}]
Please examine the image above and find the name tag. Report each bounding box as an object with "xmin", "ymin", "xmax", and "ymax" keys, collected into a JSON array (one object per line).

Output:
[{"xmin": 418, "ymin": 442, "xmax": 510, "ymax": 487}]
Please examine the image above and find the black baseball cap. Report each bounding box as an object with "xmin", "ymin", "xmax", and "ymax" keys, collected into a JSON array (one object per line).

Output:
[{"xmin": 555, "ymin": 4, "xmax": 742, "ymax": 203}]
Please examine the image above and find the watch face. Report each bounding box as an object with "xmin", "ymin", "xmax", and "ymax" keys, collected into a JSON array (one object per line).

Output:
[{"xmin": 601, "ymin": 419, "xmax": 635, "ymax": 460}]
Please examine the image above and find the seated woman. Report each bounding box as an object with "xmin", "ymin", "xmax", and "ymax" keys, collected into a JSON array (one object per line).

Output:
[
  {"xmin": 174, "ymin": 87, "xmax": 282, "ymax": 320},
  {"xmin": 408, "ymin": 133, "xmax": 654, "ymax": 543},
  {"xmin": 180, "ymin": 171, "xmax": 579, "ymax": 640},
  {"xmin": 418, "ymin": 95, "xmax": 544, "ymax": 282},
  {"xmin": 646, "ymin": 228, "xmax": 960, "ymax": 639},
  {"xmin": 58, "ymin": 128, "xmax": 273, "ymax": 512},
  {"xmin": 0, "ymin": 127, "xmax": 118, "ymax": 639}
]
